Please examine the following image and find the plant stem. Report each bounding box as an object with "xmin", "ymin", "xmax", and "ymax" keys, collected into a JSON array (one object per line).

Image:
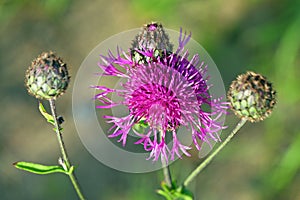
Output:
[
  {"xmin": 49, "ymin": 99, "xmax": 86, "ymax": 200},
  {"xmin": 159, "ymin": 131, "xmax": 173, "ymax": 188},
  {"xmin": 162, "ymin": 157, "xmax": 173, "ymax": 188},
  {"xmin": 182, "ymin": 119, "xmax": 247, "ymax": 188}
]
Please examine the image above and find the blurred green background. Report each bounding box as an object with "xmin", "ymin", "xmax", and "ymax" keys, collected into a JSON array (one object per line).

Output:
[{"xmin": 1, "ymin": 0, "xmax": 300, "ymax": 199}]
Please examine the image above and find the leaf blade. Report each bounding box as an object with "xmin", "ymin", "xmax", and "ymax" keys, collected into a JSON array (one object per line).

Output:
[
  {"xmin": 14, "ymin": 161, "xmax": 67, "ymax": 175},
  {"xmin": 38, "ymin": 102, "xmax": 55, "ymax": 125}
]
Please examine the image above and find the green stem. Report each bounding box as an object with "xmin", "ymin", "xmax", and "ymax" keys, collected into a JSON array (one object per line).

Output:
[
  {"xmin": 159, "ymin": 131, "xmax": 173, "ymax": 188},
  {"xmin": 162, "ymin": 157, "xmax": 173, "ymax": 188},
  {"xmin": 182, "ymin": 119, "xmax": 247, "ymax": 188},
  {"xmin": 49, "ymin": 99, "xmax": 86, "ymax": 200}
]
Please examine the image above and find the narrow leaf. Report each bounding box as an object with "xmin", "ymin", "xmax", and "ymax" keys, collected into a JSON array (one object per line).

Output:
[
  {"xmin": 38, "ymin": 102, "xmax": 55, "ymax": 125},
  {"xmin": 14, "ymin": 161, "xmax": 67, "ymax": 175},
  {"xmin": 156, "ymin": 189, "xmax": 172, "ymax": 200}
]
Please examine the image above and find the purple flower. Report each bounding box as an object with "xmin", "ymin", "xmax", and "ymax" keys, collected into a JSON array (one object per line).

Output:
[{"xmin": 94, "ymin": 29, "xmax": 228, "ymax": 163}]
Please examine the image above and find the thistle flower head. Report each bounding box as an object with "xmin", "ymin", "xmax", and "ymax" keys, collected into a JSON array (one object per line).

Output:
[
  {"xmin": 25, "ymin": 51, "xmax": 70, "ymax": 100},
  {"xmin": 95, "ymin": 25, "xmax": 227, "ymax": 162},
  {"xmin": 227, "ymin": 71, "xmax": 276, "ymax": 122}
]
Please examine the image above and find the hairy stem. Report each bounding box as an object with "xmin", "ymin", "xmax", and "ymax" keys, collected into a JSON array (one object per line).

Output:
[
  {"xmin": 49, "ymin": 99, "xmax": 86, "ymax": 200},
  {"xmin": 182, "ymin": 119, "xmax": 247, "ymax": 188}
]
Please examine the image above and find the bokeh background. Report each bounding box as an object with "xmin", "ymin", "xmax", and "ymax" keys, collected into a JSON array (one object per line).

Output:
[{"xmin": 1, "ymin": 0, "xmax": 300, "ymax": 199}]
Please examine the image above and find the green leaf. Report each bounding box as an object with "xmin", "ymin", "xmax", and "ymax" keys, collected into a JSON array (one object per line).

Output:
[
  {"xmin": 53, "ymin": 127, "xmax": 63, "ymax": 132},
  {"xmin": 157, "ymin": 189, "xmax": 172, "ymax": 200},
  {"xmin": 13, "ymin": 161, "xmax": 67, "ymax": 175},
  {"xmin": 38, "ymin": 102, "xmax": 55, "ymax": 125},
  {"xmin": 132, "ymin": 119, "xmax": 149, "ymax": 134},
  {"xmin": 157, "ymin": 181, "xmax": 194, "ymax": 200}
]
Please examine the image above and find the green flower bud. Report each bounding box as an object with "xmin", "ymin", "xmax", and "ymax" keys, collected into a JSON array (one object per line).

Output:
[
  {"xmin": 131, "ymin": 22, "xmax": 173, "ymax": 65},
  {"xmin": 25, "ymin": 51, "xmax": 70, "ymax": 100},
  {"xmin": 227, "ymin": 71, "xmax": 276, "ymax": 122},
  {"xmin": 132, "ymin": 22, "xmax": 173, "ymax": 52}
]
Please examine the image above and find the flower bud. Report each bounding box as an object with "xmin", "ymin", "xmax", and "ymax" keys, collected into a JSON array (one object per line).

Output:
[
  {"xmin": 131, "ymin": 22, "xmax": 173, "ymax": 52},
  {"xmin": 25, "ymin": 51, "xmax": 70, "ymax": 100},
  {"xmin": 131, "ymin": 22, "xmax": 173, "ymax": 64},
  {"xmin": 228, "ymin": 71, "xmax": 276, "ymax": 122}
]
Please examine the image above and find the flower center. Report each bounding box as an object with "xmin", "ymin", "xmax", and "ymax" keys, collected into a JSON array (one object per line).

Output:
[{"xmin": 128, "ymin": 83, "xmax": 181, "ymax": 131}]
